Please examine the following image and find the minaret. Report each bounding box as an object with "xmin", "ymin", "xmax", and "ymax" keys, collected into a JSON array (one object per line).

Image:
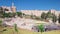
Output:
[
  {"xmin": 11, "ymin": 2, "xmax": 16, "ymax": 13},
  {"xmin": 12, "ymin": 2, "xmax": 14, "ymax": 6}
]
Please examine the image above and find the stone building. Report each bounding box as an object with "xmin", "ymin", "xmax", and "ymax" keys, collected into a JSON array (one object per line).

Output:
[
  {"xmin": 1, "ymin": 3, "xmax": 16, "ymax": 13},
  {"xmin": 21, "ymin": 9, "xmax": 60, "ymax": 17},
  {"xmin": 11, "ymin": 3, "xmax": 16, "ymax": 13}
]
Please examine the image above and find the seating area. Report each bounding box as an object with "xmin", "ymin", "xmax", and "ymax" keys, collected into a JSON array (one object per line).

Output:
[{"xmin": 3, "ymin": 17, "xmax": 60, "ymax": 32}]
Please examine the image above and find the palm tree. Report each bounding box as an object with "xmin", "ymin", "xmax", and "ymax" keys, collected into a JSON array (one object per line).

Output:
[{"xmin": 38, "ymin": 24, "xmax": 44, "ymax": 34}]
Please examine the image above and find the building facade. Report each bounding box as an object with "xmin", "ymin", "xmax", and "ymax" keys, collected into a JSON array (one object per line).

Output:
[
  {"xmin": 21, "ymin": 9, "xmax": 60, "ymax": 16},
  {"xmin": 1, "ymin": 3, "xmax": 16, "ymax": 13}
]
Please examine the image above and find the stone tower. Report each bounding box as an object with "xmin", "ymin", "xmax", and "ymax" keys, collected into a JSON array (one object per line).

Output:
[{"xmin": 11, "ymin": 2, "xmax": 16, "ymax": 13}]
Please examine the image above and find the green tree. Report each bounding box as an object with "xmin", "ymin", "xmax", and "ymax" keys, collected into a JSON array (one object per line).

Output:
[
  {"xmin": 8, "ymin": 12, "xmax": 16, "ymax": 17},
  {"xmin": 41, "ymin": 12, "xmax": 47, "ymax": 20},
  {"xmin": 58, "ymin": 14, "xmax": 60, "ymax": 24},
  {"xmin": 38, "ymin": 24, "xmax": 44, "ymax": 34},
  {"xmin": 52, "ymin": 13, "xmax": 57, "ymax": 23},
  {"xmin": 14, "ymin": 24, "xmax": 18, "ymax": 34},
  {"xmin": 0, "ymin": 20, "xmax": 2, "ymax": 26},
  {"xmin": 0, "ymin": 7, "xmax": 4, "ymax": 18},
  {"xmin": 3, "ymin": 13, "xmax": 9, "ymax": 18},
  {"xmin": 3, "ymin": 12, "xmax": 16, "ymax": 18},
  {"xmin": 16, "ymin": 12, "xmax": 22, "ymax": 18},
  {"xmin": 46, "ymin": 11, "xmax": 52, "ymax": 18}
]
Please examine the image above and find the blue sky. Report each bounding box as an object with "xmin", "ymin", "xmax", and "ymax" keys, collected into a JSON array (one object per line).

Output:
[{"xmin": 0, "ymin": 0, "xmax": 60, "ymax": 10}]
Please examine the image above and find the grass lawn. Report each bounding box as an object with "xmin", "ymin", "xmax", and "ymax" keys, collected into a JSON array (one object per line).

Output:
[{"xmin": 0, "ymin": 26, "xmax": 60, "ymax": 34}]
